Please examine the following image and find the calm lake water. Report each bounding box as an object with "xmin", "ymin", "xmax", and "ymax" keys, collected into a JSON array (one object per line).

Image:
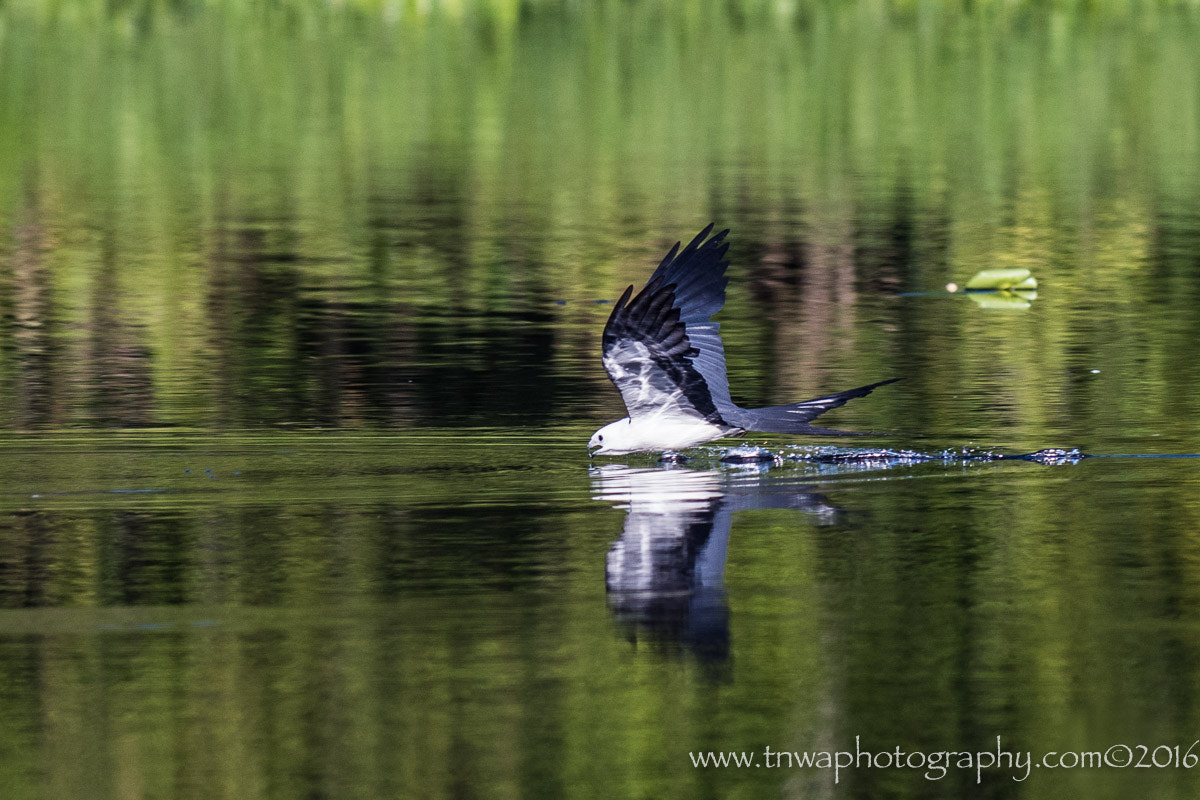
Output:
[{"xmin": 3, "ymin": 2, "xmax": 1200, "ymax": 798}]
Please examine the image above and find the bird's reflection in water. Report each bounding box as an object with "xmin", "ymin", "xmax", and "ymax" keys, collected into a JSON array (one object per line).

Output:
[{"xmin": 591, "ymin": 464, "xmax": 841, "ymax": 677}]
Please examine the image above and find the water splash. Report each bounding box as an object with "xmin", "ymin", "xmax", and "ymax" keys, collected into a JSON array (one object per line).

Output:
[{"xmin": 675, "ymin": 444, "xmax": 1094, "ymax": 472}]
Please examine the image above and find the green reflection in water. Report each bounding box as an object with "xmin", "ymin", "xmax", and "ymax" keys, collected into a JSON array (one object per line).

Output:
[
  {"xmin": 0, "ymin": 1, "xmax": 1198, "ymax": 445},
  {"xmin": 2, "ymin": 2, "xmax": 1200, "ymax": 799},
  {"xmin": 0, "ymin": 437, "xmax": 1199, "ymax": 797}
]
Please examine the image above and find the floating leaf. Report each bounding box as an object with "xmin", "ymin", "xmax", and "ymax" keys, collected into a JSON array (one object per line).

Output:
[{"xmin": 965, "ymin": 268, "xmax": 1038, "ymax": 290}]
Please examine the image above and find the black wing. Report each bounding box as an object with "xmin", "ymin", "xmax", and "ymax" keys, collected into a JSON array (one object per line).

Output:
[
  {"xmin": 601, "ymin": 274, "xmax": 726, "ymax": 424},
  {"xmin": 645, "ymin": 225, "xmax": 738, "ymax": 416},
  {"xmin": 605, "ymin": 225, "xmax": 897, "ymax": 433}
]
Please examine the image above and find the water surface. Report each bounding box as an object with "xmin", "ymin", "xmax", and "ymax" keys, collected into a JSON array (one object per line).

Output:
[{"xmin": 3, "ymin": 2, "xmax": 1200, "ymax": 798}]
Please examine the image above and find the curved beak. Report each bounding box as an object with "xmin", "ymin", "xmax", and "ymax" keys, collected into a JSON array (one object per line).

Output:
[{"xmin": 588, "ymin": 445, "xmax": 600, "ymax": 458}]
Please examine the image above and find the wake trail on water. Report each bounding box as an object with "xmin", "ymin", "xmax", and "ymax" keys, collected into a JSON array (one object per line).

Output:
[{"xmin": 656, "ymin": 445, "xmax": 1200, "ymax": 470}]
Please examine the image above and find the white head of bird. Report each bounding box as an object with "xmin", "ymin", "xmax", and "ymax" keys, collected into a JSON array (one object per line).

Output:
[{"xmin": 588, "ymin": 419, "xmax": 631, "ymax": 456}]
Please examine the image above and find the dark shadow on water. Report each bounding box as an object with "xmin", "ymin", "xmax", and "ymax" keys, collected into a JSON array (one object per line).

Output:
[{"xmin": 591, "ymin": 464, "xmax": 841, "ymax": 680}]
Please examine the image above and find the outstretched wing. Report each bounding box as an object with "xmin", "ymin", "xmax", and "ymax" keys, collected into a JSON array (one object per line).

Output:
[
  {"xmin": 645, "ymin": 225, "xmax": 737, "ymax": 415},
  {"xmin": 604, "ymin": 225, "xmax": 897, "ymax": 434},
  {"xmin": 602, "ymin": 275, "xmax": 725, "ymax": 424}
]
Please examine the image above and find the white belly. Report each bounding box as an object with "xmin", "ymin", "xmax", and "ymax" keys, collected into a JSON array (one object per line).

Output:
[{"xmin": 621, "ymin": 417, "xmax": 731, "ymax": 453}]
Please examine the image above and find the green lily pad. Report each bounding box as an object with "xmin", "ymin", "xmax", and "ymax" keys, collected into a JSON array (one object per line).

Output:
[{"xmin": 965, "ymin": 268, "xmax": 1038, "ymax": 290}]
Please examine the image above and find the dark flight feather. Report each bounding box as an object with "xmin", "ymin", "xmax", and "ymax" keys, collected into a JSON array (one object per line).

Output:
[
  {"xmin": 602, "ymin": 225, "xmax": 897, "ymax": 435},
  {"xmin": 602, "ymin": 276, "xmax": 725, "ymax": 424}
]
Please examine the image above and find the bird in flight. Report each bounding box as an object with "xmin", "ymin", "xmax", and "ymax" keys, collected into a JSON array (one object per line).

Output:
[{"xmin": 588, "ymin": 225, "xmax": 897, "ymax": 456}]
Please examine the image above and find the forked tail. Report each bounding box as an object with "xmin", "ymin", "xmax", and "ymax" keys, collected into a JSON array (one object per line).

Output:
[{"xmin": 733, "ymin": 378, "xmax": 900, "ymax": 436}]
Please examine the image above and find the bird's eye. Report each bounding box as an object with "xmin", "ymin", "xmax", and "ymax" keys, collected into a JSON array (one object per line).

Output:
[{"xmin": 598, "ymin": 435, "xmax": 604, "ymax": 441}]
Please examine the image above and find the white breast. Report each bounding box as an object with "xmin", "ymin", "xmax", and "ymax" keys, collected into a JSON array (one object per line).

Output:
[{"xmin": 621, "ymin": 416, "xmax": 730, "ymax": 452}]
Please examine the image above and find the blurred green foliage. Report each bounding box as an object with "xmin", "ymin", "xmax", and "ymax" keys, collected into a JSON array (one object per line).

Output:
[{"xmin": 0, "ymin": 0, "xmax": 1199, "ymax": 439}]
